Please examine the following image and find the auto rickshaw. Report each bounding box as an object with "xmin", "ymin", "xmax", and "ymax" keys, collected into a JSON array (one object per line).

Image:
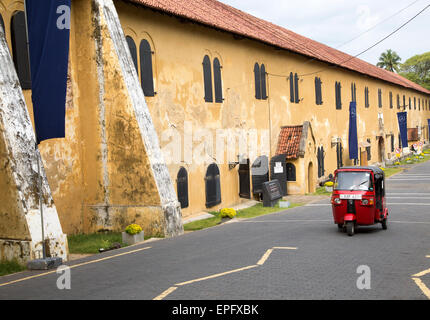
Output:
[{"xmin": 331, "ymin": 166, "xmax": 388, "ymax": 236}]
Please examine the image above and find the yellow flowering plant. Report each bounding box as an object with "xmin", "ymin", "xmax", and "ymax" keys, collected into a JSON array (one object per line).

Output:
[
  {"xmin": 324, "ymin": 181, "xmax": 334, "ymax": 187},
  {"xmin": 125, "ymin": 224, "xmax": 143, "ymax": 235},
  {"xmin": 220, "ymin": 208, "xmax": 237, "ymax": 219}
]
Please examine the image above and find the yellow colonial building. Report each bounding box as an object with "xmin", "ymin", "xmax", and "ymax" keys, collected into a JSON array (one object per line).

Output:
[{"xmin": 0, "ymin": 0, "xmax": 429, "ymax": 261}]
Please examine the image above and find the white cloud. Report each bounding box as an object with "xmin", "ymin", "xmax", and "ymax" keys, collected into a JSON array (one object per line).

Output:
[{"xmin": 218, "ymin": 0, "xmax": 430, "ymax": 65}]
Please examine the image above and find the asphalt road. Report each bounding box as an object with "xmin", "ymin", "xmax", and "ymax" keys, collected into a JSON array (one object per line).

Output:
[{"xmin": 1, "ymin": 161, "xmax": 430, "ymax": 300}]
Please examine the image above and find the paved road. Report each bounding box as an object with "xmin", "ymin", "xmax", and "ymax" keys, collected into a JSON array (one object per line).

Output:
[{"xmin": 1, "ymin": 161, "xmax": 430, "ymax": 300}]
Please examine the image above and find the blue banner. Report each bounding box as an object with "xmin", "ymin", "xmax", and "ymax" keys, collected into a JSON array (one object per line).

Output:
[
  {"xmin": 26, "ymin": 0, "xmax": 70, "ymax": 143},
  {"xmin": 397, "ymin": 112, "xmax": 408, "ymax": 149},
  {"xmin": 428, "ymin": 119, "xmax": 430, "ymax": 143},
  {"xmin": 348, "ymin": 101, "xmax": 358, "ymax": 160}
]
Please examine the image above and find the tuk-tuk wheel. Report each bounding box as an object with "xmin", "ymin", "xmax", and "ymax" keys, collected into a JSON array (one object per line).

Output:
[
  {"xmin": 346, "ymin": 222, "xmax": 355, "ymax": 236},
  {"xmin": 382, "ymin": 219, "xmax": 388, "ymax": 230}
]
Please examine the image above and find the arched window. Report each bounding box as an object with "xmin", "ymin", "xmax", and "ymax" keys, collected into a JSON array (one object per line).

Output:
[
  {"xmin": 205, "ymin": 164, "xmax": 221, "ymax": 208},
  {"xmin": 126, "ymin": 36, "xmax": 138, "ymax": 75},
  {"xmin": 254, "ymin": 63, "xmax": 261, "ymax": 99},
  {"xmin": 139, "ymin": 39, "xmax": 154, "ymax": 97},
  {"xmin": 286, "ymin": 163, "xmax": 296, "ymax": 181},
  {"xmin": 11, "ymin": 11, "xmax": 31, "ymax": 89},
  {"xmin": 203, "ymin": 55, "xmax": 213, "ymax": 102},
  {"xmin": 177, "ymin": 167, "xmax": 189, "ymax": 209},
  {"xmin": 213, "ymin": 58, "xmax": 223, "ymax": 103}
]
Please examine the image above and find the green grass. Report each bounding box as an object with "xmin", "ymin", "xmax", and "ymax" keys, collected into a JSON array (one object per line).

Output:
[
  {"xmin": 184, "ymin": 202, "xmax": 303, "ymax": 231},
  {"xmin": 309, "ymin": 186, "xmax": 332, "ymax": 196},
  {"xmin": 67, "ymin": 232, "xmax": 128, "ymax": 254},
  {"xmin": 0, "ymin": 260, "xmax": 26, "ymax": 277}
]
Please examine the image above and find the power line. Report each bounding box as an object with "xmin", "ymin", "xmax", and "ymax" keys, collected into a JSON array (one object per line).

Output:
[{"xmin": 298, "ymin": 2, "xmax": 430, "ymax": 78}]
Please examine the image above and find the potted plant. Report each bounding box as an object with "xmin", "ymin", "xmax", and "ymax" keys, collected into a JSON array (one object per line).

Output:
[
  {"xmin": 122, "ymin": 224, "xmax": 144, "ymax": 245},
  {"xmin": 406, "ymin": 157, "xmax": 412, "ymax": 164},
  {"xmin": 324, "ymin": 181, "xmax": 334, "ymax": 192},
  {"xmin": 219, "ymin": 208, "xmax": 237, "ymax": 222}
]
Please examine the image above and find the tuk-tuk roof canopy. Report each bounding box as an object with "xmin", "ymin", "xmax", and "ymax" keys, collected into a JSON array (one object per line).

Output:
[{"xmin": 337, "ymin": 166, "xmax": 384, "ymax": 175}]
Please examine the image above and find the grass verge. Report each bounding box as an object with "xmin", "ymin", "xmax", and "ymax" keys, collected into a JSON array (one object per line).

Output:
[
  {"xmin": 0, "ymin": 260, "xmax": 26, "ymax": 277},
  {"xmin": 184, "ymin": 202, "xmax": 303, "ymax": 232},
  {"xmin": 67, "ymin": 232, "xmax": 128, "ymax": 254}
]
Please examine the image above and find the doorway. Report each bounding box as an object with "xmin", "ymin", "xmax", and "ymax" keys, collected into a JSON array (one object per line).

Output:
[{"xmin": 307, "ymin": 162, "xmax": 315, "ymax": 193}]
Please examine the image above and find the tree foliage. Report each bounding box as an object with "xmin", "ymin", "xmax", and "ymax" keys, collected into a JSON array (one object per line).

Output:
[
  {"xmin": 376, "ymin": 49, "xmax": 402, "ymax": 73},
  {"xmin": 399, "ymin": 52, "xmax": 430, "ymax": 90}
]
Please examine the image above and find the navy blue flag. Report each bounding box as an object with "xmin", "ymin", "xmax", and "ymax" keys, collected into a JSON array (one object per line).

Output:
[
  {"xmin": 348, "ymin": 101, "xmax": 358, "ymax": 160},
  {"xmin": 25, "ymin": 0, "xmax": 70, "ymax": 143},
  {"xmin": 428, "ymin": 119, "xmax": 430, "ymax": 142},
  {"xmin": 397, "ymin": 112, "xmax": 408, "ymax": 149}
]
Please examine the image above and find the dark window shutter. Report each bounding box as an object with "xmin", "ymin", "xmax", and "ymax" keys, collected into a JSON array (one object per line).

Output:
[
  {"xmin": 203, "ymin": 55, "xmax": 213, "ymax": 102},
  {"xmin": 321, "ymin": 147, "xmax": 325, "ymax": 176},
  {"xmin": 378, "ymin": 89, "xmax": 382, "ymax": 108},
  {"xmin": 409, "ymin": 97, "xmax": 411, "ymax": 110},
  {"xmin": 289, "ymin": 72, "xmax": 294, "ymax": 103},
  {"xmin": 366, "ymin": 139, "xmax": 371, "ymax": 161},
  {"xmin": 254, "ymin": 63, "xmax": 261, "ymax": 100},
  {"xmin": 317, "ymin": 147, "xmax": 322, "ymax": 178},
  {"xmin": 286, "ymin": 163, "xmax": 296, "ymax": 181},
  {"xmin": 213, "ymin": 58, "xmax": 223, "ymax": 103},
  {"xmin": 335, "ymin": 82, "xmax": 342, "ymax": 110},
  {"xmin": 177, "ymin": 167, "xmax": 189, "ymax": 209},
  {"xmin": 11, "ymin": 11, "xmax": 31, "ymax": 90},
  {"xmin": 399, "ymin": 133, "xmax": 402, "ymax": 148},
  {"xmin": 414, "ymin": 97, "xmax": 416, "ymax": 110},
  {"xmin": 397, "ymin": 94, "xmax": 400, "ymax": 109},
  {"xmin": 389, "ymin": 92, "xmax": 393, "ymax": 109},
  {"xmin": 336, "ymin": 142, "xmax": 343, "ymax": 169},
  {"xmin": 261, "ymin": 64, "xmax": 267, "ymax": 100},
  {"xmin": 140, "ymin": 39, "xmax": 155, "ymax": 97},
  {"xmin": 403, "ymin": 95, "xmax": 406, "ymax": 109},
  {"xmin": 391, "ymin": 135, "xmax": 394, "ymax": 153},
  {"xmin": 205, "ymin": 164, "xmax": 221, "ymax": 208},
  {"xmin": 294, "ymin": 73, "xmax": 299, "ymax": 103},
  {"xmin": 126, "ymin": 36, "xmax": 138, "ymax": 75}
]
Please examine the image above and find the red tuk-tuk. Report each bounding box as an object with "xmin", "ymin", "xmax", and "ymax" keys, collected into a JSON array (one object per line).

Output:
[{"xmin": 331, "ymin": 166, "xmax": 388, "ymax": 236}]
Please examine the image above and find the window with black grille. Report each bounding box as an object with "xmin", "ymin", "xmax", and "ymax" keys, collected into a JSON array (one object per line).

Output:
[
  {"xmin": 254, "ymin": 63, "xmax": 267, "ymax": 100},
  {"xmin": 364, "ymin": 87, "xmax": 369, "ymax": 108},
  {"xmin": 315, "ymin": 77, "xmax": 323, "ymax": 105},
  {"xmin": 126, "ymin": 36, "xmax": 138, "ymax": 74},
  {"xmin": 140, "ymin": 39, "xmax": 155, "ymax": 97},
  {"xmin": 205, "ymin": 164, "xmax": 221, "ymax": 208},
  {"xmin": 177, "ymin": 167, "xmax": 189, "ymax": 209},
  {"xmin": 335, "ymin": 81, "xmax": 342, "ymax": 110},
  {"xmin": 11, "ymin": 11, "xmax": 31, "ymax": 90}
]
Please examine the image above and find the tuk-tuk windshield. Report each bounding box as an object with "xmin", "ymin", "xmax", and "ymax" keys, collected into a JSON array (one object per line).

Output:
[{"xmin": 334, "ymin": 171, "xmax": 373, "ymax": 191}]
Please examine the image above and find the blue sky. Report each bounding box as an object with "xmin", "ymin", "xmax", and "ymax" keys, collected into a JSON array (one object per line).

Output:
[{"xmin": 218, "ymin": 0, "xmax": 430, "ymax": 66}]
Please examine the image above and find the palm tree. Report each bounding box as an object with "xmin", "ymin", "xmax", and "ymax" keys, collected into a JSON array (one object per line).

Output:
[{"xmin": 377, "ymin": 49, "xmax": 401, "ymax": 73}]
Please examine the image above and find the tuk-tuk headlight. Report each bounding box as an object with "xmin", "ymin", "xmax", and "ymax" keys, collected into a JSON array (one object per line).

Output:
[{"xmin": 362, "ymin": 199, "xmax": 369, "ymax": 205}]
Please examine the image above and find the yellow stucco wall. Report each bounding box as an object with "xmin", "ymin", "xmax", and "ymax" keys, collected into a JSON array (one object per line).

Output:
[{"xmin": 115, "ymin": 0, "xmax": 430, "ymax": 216}]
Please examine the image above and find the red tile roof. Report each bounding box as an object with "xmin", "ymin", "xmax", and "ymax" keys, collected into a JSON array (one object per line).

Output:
[
  {"xmin": 126, "ymin": 0, "xmax": 430, "ymax": 95},
  {"xmin": 276, "ymin": 125, "xmax": 303, "ymax": 159}
]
